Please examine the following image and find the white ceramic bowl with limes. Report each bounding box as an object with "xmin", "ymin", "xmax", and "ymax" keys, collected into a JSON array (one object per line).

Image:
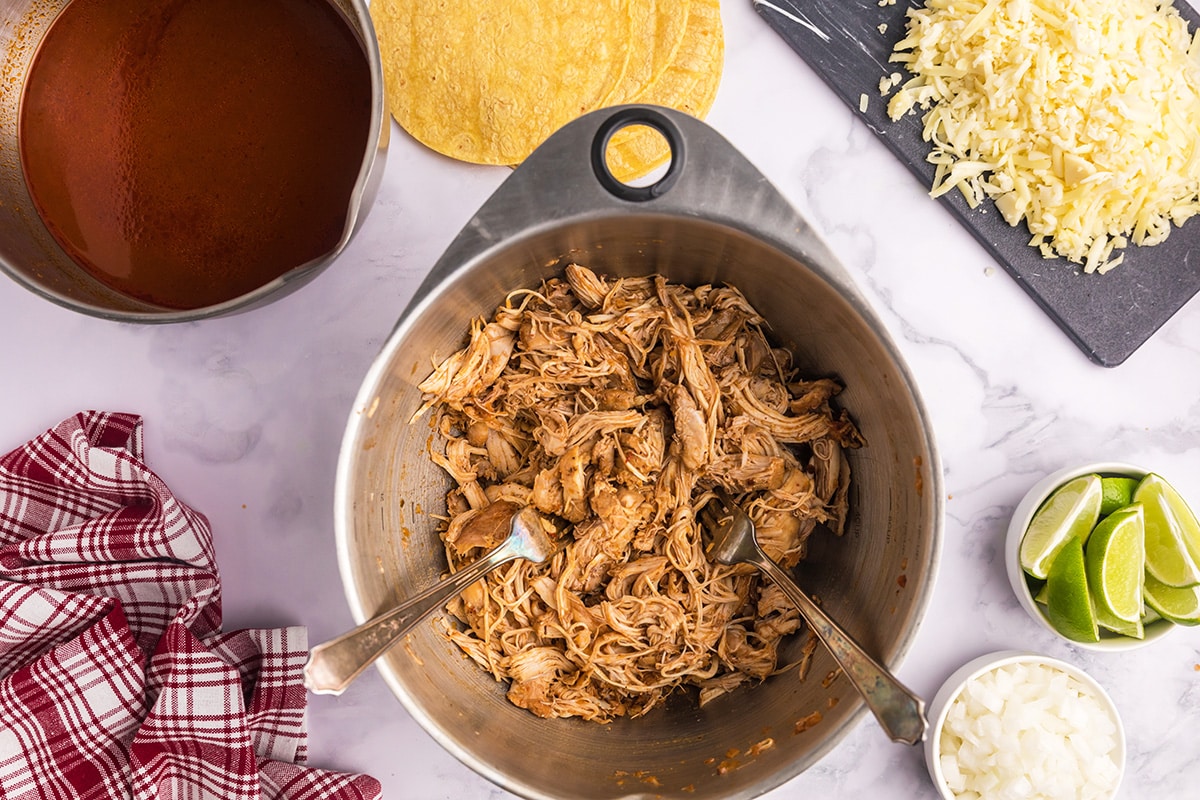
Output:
[
  {"xmin": 925, "ymin": 651, "xmax": 1125, "ymax": 800},
  {"xmin": 1005, "ymin": 462, "xmax": 1177, "ymax": 651}
]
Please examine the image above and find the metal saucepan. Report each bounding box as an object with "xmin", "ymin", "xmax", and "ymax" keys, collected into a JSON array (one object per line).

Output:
[
  {"xmin": 0, "ymin": 0, "xmax": 387, "ymax": 321},
  {"xmin": 335, "ymin": 105, "xmax": 942, "ymax": 800}
]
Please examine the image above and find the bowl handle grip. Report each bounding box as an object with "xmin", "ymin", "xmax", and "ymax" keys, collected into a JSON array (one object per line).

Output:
[
  {"xmin": 587, "ymin": 106, "xmax": 686, "ymax": 203},
  {"xmin": 401, "ymin": 104, "xmax": 866, "ymax": 317}
]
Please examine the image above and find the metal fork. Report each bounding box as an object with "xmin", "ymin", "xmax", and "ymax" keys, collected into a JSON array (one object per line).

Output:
[
  {"xmin": 699, "ymin": 489, "xmax": 927, "ymax": 745},
  {"xmin": 303, "ymin": 504, "xmax": 562, "ymax": 696}
]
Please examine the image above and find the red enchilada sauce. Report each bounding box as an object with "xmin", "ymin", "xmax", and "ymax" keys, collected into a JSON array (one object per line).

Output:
[{"xmin": 19, "ymin": 0, "xmax": 372, "ymax": 309}]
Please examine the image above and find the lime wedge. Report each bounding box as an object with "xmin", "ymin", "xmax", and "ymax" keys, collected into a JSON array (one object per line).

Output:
[
  {"xmin": 1099, "ymin": 476, "xmax": 1137, "ymax": 517},
  {"xmin": 1144, "ymin": 572, "xmax": 1200, "ymax": 625},
  {"xmin": 1095, "ymin": 604, "xmax": 1145, "ymax": 638},
  {"xmin": 1044, "ymin": 536, "xmax": 1100, "ymax": 643},
  {"xmin": 1084, "ymin": 504, "xmax": 1145, "ymax": 624},
  {"xmin": 1133, "ymin": 474, "xmax": 1200, "ymax": 587},
  {"xmin": 1020, "ymin": 474, "xmax": 1103, "ymax": 580}
]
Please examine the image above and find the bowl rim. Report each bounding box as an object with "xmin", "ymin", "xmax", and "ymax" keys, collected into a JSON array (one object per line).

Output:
[
  {"xmin": 923, "ymin": 649, "xmax": 1126, "ymax": 800},
  {"xmin": 333, "ymin": 237, "xmax": 947, "ymax": 798},
  {"xmin": 1004, "ymin": 462, "xmax": 1177, "ymax": 651}
]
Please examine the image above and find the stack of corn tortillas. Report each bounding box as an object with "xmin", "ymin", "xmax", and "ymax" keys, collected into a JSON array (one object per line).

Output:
[{"xmin": 370, "ymin": 0, "xmax": 723, "ymax": 180}]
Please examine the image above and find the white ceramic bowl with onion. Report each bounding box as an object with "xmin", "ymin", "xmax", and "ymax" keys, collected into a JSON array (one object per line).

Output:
[
  {"xmin": 925, "ymin": 651, "xmax": 1125, "ymax": 800},
  {"xmin": 1005, "ymin": 462, "xmax": 1176, "ymax": 651}
]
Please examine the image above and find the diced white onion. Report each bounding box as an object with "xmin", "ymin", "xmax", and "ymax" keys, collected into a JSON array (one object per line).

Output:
[{"xmin": 937, "ymin": 662, "xmax": 1121, "ymax": 800}]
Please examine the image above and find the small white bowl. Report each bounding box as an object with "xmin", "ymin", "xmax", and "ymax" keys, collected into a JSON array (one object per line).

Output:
[
  {"xmin": 1005, "ymin": 462, "xmax": 1176, "ymax": 651},
  {"xmin": 925, "ymin": 651, "xmax": 1126, "ymax": 800}
]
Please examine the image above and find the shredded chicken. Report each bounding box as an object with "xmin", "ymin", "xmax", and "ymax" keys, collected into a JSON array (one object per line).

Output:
[{"xmin": 416, "ymin": 265, "xmax": 864, "ymax": 723}]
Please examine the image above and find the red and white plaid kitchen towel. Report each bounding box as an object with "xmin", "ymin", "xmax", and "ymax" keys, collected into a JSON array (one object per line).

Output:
[{"xmin": 0, "ymin": 411, "xmax": 382, "ymax": 800}]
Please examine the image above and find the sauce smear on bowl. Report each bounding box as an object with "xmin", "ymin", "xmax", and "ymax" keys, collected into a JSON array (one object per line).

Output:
[{"xmin": 19, "ymin": 0, "xmax": 372, "ymax": 309}]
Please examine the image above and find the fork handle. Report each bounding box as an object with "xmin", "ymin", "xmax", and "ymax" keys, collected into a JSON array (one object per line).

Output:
[
  {"xmin": 755, "ymin": 556, "xmax": 927, "ymax": 745},
  {"xmin": 303, "ymin": 541, "xmax": 520, "ymax": 695}
]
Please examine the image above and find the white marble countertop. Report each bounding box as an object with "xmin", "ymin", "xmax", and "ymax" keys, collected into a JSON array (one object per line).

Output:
[{"xmin": 3, "ymin": 1, "xmax": 1199, "ymax": 798}]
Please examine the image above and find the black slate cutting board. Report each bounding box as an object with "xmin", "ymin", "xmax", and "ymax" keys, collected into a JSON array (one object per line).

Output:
[{"xmin": 754, "ymin": 0, "xmax": 1200, "ymax": 367}]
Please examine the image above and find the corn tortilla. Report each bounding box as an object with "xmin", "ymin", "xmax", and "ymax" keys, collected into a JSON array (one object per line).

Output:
[
  {"xmin": 372, "ymin": 0, "xmax": 633, "ymax": 165},
  {"xmin": 605, "ymin": 0, "xmax": 724, "ymax": 181},
  {"xmin": 602, "ymin": 0, "xmax": 692, "ymax": 106}
]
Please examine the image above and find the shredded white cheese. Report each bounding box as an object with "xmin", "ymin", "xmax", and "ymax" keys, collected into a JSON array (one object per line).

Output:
[{"xmin": 887, "ymin": 0, "xmax": 1200, "ymax": 273}]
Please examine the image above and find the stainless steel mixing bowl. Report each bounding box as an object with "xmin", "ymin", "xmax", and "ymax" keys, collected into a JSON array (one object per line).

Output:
[
  {"xmin": 335, "ymin": 105, "xmax": 942, "ymax": 800},
  {"xmin": 0, "ymin": 0, "xmax": 387, "ymax": 322}
]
